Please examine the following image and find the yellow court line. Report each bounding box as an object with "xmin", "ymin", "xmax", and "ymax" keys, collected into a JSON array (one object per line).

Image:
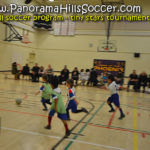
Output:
[{"xmin": 133, "ymin": 95, "xmax": 138, "ymax": 150}]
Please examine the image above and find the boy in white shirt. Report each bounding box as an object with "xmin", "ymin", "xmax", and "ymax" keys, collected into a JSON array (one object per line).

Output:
[{"xmin": 107, "ymin": 75, "xmax": 125, "ymax": 120}]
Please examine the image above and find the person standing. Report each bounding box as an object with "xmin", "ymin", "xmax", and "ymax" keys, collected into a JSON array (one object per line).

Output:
[{"xmin": 12, "ymin": 62, "xmax": 20, "ymax": 80}]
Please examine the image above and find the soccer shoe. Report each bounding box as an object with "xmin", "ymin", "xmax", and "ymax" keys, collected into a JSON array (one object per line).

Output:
[
  {"xmin": 43, "ymin": 108, "xmax": 48, "ymax": 111},
  {"xmin": 82, "ymin": 108, "xmax": 89, "ymax": 113},
  {"xmin": 109, "ymin": 109, "xmax": 115, "ymax": 112},
  {"xmin": 65, "ymin": 130, "xmax": 71, "ymax": 138},
  {"xmin": 44, "ymin": 125, "xmax": 51, "ymax": 130},
  {"xmin": 118, "ymin": 114, "xmax": 125, "ymax": 120}
]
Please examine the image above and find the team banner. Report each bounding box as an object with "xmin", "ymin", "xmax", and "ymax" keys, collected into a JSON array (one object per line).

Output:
[{"xmin": 94, "ymin": 59, "xmax": 126, "ymax": 75}]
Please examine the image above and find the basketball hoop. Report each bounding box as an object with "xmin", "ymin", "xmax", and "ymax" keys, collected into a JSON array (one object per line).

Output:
[
  {"xmin": 97, "ymin": 40, "xmax": 117, "ymax": 52},
  {"xmin": 22, "ymin": 34, "xmax": 32, "ymax": 44}
]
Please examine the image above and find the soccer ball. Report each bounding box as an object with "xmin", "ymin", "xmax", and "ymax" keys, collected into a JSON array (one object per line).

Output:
[{"xmin": 16, "ymin": 98, "xmax": 22, "ymax": 105}]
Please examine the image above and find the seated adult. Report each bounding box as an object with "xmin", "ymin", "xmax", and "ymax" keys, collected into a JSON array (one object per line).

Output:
[
  {"xmin": 115, "ymin": 71, "xmax": 124, "ymax": 86},
  {"xmin": 72, "ymin": 67, "xmax": 79, "ymax": 86},
  {"xmin": 31, "ymin": 63, "xmax": 40, "ymax": 82},
  {"xmin": 88, "ymin": 68, "xmax": 98, "ymax": 86},
  {"xmin": 46, "ymin": 65, "xmax": 54, "ymax": 82},
  {"xmin": 39, "ymin": 66, "xmax": 45, "ymax": 78},
  {"xmin": 127, "ymin": 70, "xmax": 138, "ymax": 92},
  {"xmin": 84, "ymin": 69, "xmax": 90, "ymax": 85},
  {"xmin": 138, "ymin": 72, "xmax": 148, "ymax": 93},
  {"xmin": 59, "ymin": 65, "xmax": 69, "ymax": 84},
  {"xmin": 22, "ymin": 64, "xmax": 30, "ymax": 79}
]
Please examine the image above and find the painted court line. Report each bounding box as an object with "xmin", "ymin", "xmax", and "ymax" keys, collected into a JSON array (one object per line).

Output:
[
  {"xmin": 1, "ymin": 127, "xmax": 127, "ymax": 150},
  {"xmin": 133, "ymin": 95, "xmax": 138, "ymax": 150},
  {"xmin": 0, "ymin": 108, "xmax": 48, "ymax": 118},
  {"xmin": 108, "ymin": 108, "xmax": 117, "ymax": 126},
  {"xmin": 1, "ymin": 108, "xmax": 150, "ymax": 136},
  {"xmin": 64, "ymin": 102, "xmax": 105, "ymax": 150}
]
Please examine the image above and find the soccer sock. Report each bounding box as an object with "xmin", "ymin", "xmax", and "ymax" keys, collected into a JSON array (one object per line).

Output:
[
  {"xmin": 47, "ymin": 101, "xmax": 52, "ymax": 105},
  {"xmin": 75, "ymin": 109, "xmax": 83, "ymax": 113},
  {"xmin": 48, "ymin": 116, "xmax": 52, "ymax": 126},
  {"xmin": 64, "ymin": 123, "xmax": 69, "ymax": 132},
  {"xmin": 119, "ymin": 108, "xmax": 124, "ymax": 115},
  {"xmin": 108, "ymin": 103, "xmax": 114, "ymax": 110},
  {"xmin": 42, "ymin": 102, "xmax": 47, "ymax": 109}
]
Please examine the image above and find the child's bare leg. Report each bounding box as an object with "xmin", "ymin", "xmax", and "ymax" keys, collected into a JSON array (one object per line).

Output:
[
  {"xmin": 62, "ymin": 120, "xmax": 70, "ymax": 137},
  {"xmin": 62, "ymin": 120, "xmax": 69, "ymax": 132},
  {"xmin": 45, "ymin": 115, "xmax": 53, "ymax": 129}
]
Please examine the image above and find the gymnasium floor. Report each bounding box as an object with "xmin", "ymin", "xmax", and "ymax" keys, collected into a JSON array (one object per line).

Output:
[{"xmin": 0, "ymin": 74, "xmax": 150, "ymax": 150}]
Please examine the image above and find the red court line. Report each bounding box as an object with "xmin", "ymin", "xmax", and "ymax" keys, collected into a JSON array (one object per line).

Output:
[
  {"xmin": 0, "ymin": 101, "xmax": 14, "ymax": 104},
  {"xmin": 138, "ymin": 113, "xmax": 141, "ymax": 117},
  {"xmin": 0, "ymin": 108, "xmax": 150, "ymax": 137},
  {"xmin": 89, "ymin": 123, "xmax": 150, "ymax": 136},
  {"xmin": 71, "ymin": 119, "xmax": 150, "ymax": 136},
  {"xmin": 142, "ymin": 133, "xmax": 146, "ymax": 138},
  {"xmin": 129, "ymin": 102, "xmax": 150, "ymax": 107},
  {"xmin": 23, "ymin": 94, "xmax": 28, "ymax": 100},
  {"xmin": 0, "ymin": 108, "xmax": 47, "ymax": 118},
  {"xmin": 108, "ymin": 109, "xmax": 117, "ymax": 126}
]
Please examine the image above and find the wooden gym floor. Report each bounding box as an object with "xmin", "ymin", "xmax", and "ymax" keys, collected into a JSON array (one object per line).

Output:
[{"xmin": 0, "ymin": 74, "xmax": 150, "ymax": 150}]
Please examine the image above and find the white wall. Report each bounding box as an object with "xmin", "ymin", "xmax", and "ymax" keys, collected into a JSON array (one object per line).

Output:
[{"xmin": 0, "ymin": 0, "xmax": 150, "ymax": 76}]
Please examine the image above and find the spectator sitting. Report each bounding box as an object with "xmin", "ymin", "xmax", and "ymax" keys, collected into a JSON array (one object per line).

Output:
[
  {"xmin": 147, "ymin": 75, "xmax": 150, "ymax": 94},
  {"xmin": 72, "ymin": 67, "xmax": 79, "ymax": 86},
  {"xmin": 127, "ymin": 70, "xmax": 138, "ymax": 92},
  {"xmin": 59, "ymin": 65, "xmax": 69, "ymax": 84},
  {"xmin": 115, "ymin": 71, "xmax": 124, "ymax": 86},
  {"xmin": 138, "ymin": 72, "xmax": 148, "ymax": 93},
  {"xmin": 88, "ymin": 68, "xmax": 98, "ymax": 86},
  {"xmin": 85, "ymin": 69, "xmax": 90, "ymax": 84},
  {"xmin": 80, "ymin": 69, "xmax": 86, "ymax": 86},
  {"xmin": 31, "ymin": 63, "xmax": 40, "ymax": 82},
  {"xmin": 22, "ymin": 64, "xmax": 30, "ymax": 80},
  {"xmin": 39, "ymin": 66, "xmax": 45, "ymax": 78},
  {"xmin": 45, "ymin": 65, "xmax": 53, "ymax": 82}
]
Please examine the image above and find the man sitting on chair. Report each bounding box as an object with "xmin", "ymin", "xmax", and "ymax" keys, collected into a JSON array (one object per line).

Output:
[{"xmin": 127, "ymin": 70, "xmax": 138, "ymax": 92}]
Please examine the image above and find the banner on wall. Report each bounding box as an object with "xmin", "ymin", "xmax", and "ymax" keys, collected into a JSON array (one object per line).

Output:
[{"xmin": 94, "ymin": 59, "xmax": 126, "ymax": 75}]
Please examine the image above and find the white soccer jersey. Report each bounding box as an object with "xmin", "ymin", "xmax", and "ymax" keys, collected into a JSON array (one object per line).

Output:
[{"xmin": 108, "ymin": 81, "xmax": 119, "ymax": 95}]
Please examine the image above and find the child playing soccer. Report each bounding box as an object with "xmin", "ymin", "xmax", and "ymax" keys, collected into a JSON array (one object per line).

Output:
[
  {"xmin": 44, "ymin": 76, "xmax": 70, "ymax": 137},
  {"xmin": 106, "ymin": 75, "xmax": 125, "ymax": 120},
  {"xmin": 36, "ymin": 75, "xmax": 52, "ymax": 111},
  {"xmin": 66, "ymin": 79, "xmax": 88, "ymax": 120}
]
